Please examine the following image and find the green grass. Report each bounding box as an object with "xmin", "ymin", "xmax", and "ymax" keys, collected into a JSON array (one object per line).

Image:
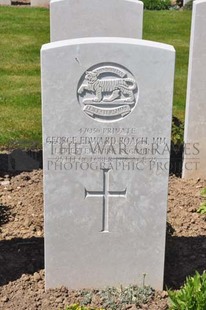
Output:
[
  {"xmin": 0, "ymin": 6, "xmax": 49, "ymax": 148},
  {"xmin": 143, "ymin": 10, "xmax": 192, "ymax": 120},
  {"xmin": 0, "ymin": 8, "xmax": 191, "ymax": 149}
]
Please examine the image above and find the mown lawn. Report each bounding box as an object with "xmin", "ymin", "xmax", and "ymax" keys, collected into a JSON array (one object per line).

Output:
[
  {"xmin": 143, "ymin": 10, "xmax": 192, "ymax": 120},
  {"xmin": 0, "ymin": 7, "xmax": 191, "ymax": 149},
  {"xmin": 0, "ymin": 6, "xmax": 49, "ymax": 148}
]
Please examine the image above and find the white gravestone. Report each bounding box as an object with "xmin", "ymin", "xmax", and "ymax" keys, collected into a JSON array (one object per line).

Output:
[
  {"xmin": 41, "ymin": 37, "xmax": 175, "ymax": 290},
  {"xmin": 31, "ymin": 0, "xmax": 50, "ymax": 7},
  {"xmin": 0, "ymin": 0, "xmax": 10, "ymax": 5},
  {"xmin": 183, "ymin": 0, "xmax": 194, "ymax": 5},
  {"xmin": 183, "ymin": 0, "xmax": 206, "ymax": 179},
  {"xmin": 50, "ymin": 0, "xmax": 143, "ymax": 42}
]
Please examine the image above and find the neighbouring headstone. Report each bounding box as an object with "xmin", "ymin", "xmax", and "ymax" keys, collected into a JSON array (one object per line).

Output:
[
  {"xmin": 42, "ymin": 37, "xmax": 175, "ymax": 290},
  {"xmin": 182, "ymin": 0, "xmax": 206, "ymax": 179},
  {"xmin": 50, "ymin": 0, "xmax": 144, "ymax": 42},
  {"xmin": 0, "ymin": 0, "xmax": 10, "ymax": 5},
  {"xmin": 31, "ymin": 0, "xmax": 50, "ymax": 7},
  {"xmin": 183, "ymin": 0, "xmax": 193, "ymax": 5}
]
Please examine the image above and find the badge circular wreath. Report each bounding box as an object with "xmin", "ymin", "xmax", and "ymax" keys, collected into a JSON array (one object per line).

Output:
[{"xmin": 77, "ymin": 63, "xmax": 139, "ymax": 122}]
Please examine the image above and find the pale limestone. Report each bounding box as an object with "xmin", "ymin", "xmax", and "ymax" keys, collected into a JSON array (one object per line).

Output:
[
  {"xmin": 0, "ymin": 0, "xmax": 10, "ymax": 5},
  {"xmin": 50, "ymin": 0, "xmax": 143, "ymax": 42},
  {"xmin": 41, "ymin": 37, "xmax": 175, "ymax": 290},
  {"xmin": 183, "ymin": 0, "xmax": 206, "ymax": 178},
  {"xmin": 183, "ymin": 0, "xmax": 192, "ymax": 5},
  {"xmin": 31, "ymin": 0, "xmax": 50, "ymax": 7}
]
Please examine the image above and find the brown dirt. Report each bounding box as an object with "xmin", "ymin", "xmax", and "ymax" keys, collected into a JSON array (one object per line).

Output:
[{"xmin": 0, "ymin": 170, "xmax": 206, "ymax": 309}]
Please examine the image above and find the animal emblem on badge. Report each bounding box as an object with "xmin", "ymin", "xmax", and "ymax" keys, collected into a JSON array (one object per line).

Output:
[{"xmin": 77, "ymin": 64, "xmax": 139, "ymax": 122}]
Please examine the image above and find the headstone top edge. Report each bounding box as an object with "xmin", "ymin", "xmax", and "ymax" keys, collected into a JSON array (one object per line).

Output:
[
  {"xmin": 50, "ymin": 0, "xmax": 143, "ymax": 5},
  {"xmin": 194, "ymin": 0, "xmax": 206, "ymax": 5},
  {"xmin": 41, "ymin": 37, "xmax": 175, "ymax": 53}
]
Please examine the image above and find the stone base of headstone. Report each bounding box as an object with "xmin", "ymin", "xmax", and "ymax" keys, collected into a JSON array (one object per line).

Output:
[
  {"xmin": 0, "ymin": 0, "xmax": 11, "ymax": 5},
  {"xmin": 31, "ymin": 0, "xmax": 49, "ymax": 7}
]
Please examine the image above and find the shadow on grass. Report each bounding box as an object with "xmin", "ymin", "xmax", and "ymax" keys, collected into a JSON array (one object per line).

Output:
[
  {"xmin": 164, "ymin": 233, "xmax": 206, "ymax": 289},
  {"xmin": 0, "ymin": 237, "xmax": 44, "ymax": 286}
]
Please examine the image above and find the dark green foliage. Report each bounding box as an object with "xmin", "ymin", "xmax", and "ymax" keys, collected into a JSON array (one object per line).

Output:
[
  {"xmin": 142, "ymin": 0, "xmax": 171, "ymax": 10},
  {"xmin": 171, "ymin": 117, "xmax": 184, "ymax": 148},
  {"xmin": 176, "ymin": 0, "xmax": 183, "ymax": 7},
  {"xmin": 168, "ymin": 271, "xmax": 206, "ymax": 310}
]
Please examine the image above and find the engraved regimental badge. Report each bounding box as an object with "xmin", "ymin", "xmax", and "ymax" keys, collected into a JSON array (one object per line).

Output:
[{"xmin": 77, "ymin": 63, "xmax": 138, "ymax": 122}]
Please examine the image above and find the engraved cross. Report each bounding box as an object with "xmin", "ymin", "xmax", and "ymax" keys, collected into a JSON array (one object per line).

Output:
[{"xmin": 85, "ymin": 169, "xmax": 127, "ymax": 233}]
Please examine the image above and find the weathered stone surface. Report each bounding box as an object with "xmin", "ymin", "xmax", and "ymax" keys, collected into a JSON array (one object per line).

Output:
[{"xmin": 41, "ymin": 37, "xmax": 175, "ymax": 290}]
